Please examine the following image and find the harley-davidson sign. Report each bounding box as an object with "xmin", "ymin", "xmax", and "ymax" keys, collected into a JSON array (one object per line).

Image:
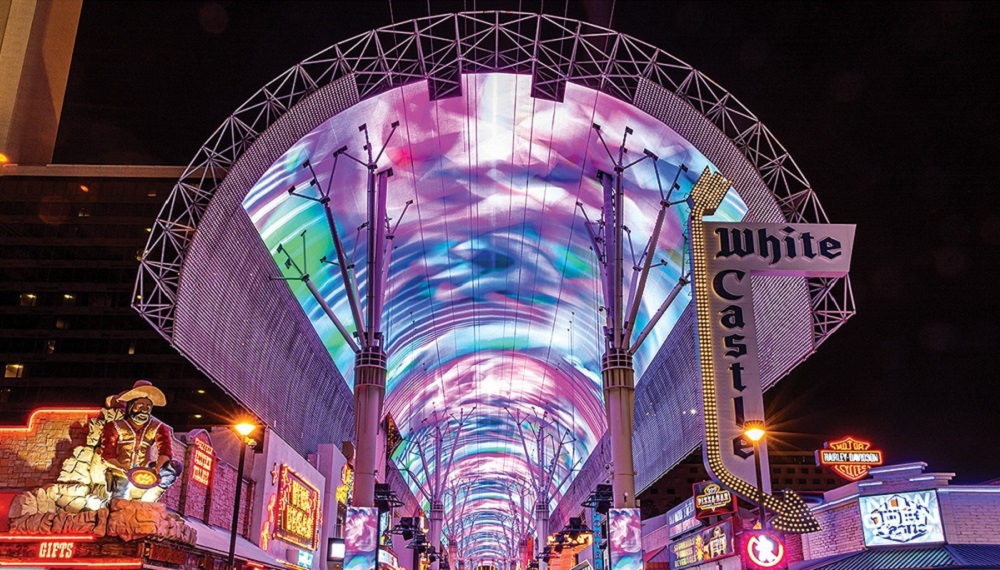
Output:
[{"xmin": 816, "ymin": 436, "xmax": 883, "ymax": 481}]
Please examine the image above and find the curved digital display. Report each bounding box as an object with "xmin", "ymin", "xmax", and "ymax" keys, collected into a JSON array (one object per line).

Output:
[{"xmin": 242, "ymin": 73, "xmax": 745, "ymax": 556}]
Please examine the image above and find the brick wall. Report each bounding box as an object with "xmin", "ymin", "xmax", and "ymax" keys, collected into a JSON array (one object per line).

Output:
[
  {"xmin": 0, "ymin": 409, "xmax": 254, "ymax": 538},
  {"xmin": 939, "ymin": 490, "xmax": 1000, "ymax": 544},
  {"xmin": 0, "ymin": 409, "xmax": 96, "ymax": 489},
  {"xmin": 801, "ymin": 501, "xmax": 864, "ymax": 559},
  {"xmin": 205, "ymin": 460, "xmax": 253, "ymax": 537}
]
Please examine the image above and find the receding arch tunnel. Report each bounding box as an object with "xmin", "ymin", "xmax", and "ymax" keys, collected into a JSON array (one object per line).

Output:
[{"xmin": 136, "ymin": 11, "xmax": 843, "ymax": 562}]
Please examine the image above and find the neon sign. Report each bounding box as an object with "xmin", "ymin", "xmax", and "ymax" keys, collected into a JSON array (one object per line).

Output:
[
  {"xmin": 816, "ymin": 436, "xmax": 883, "ymax": 481},
  {"xmin": 38, "ymin": 541, "xmax": 75, "ymax": 559},
  {"xmin": 0, "ymin": 535, "xmax": 139, "ymax": 569},
  {"xmin": 742, "ymin": 531, "xmax": 785, "ymax": 570},
  {"xmin": 688, "ymin": 169, "xmax": 855, "ymax": 532},
  {"xmin": 190, "ymin": 438, "xmax": 215, "ymax": 486},
  {"xmin": 692, "ymin": 482, "xmax": 736, "ymax": 520},
  {"xmin": 274, "ymin": 464, "xmax": 322, "ymax": 550}
]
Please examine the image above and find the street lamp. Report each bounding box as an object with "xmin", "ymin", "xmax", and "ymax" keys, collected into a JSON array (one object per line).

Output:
[
  {"xmin": 228, "ymin": 422, "xmax": 257, "ymax": 570},
  {"xmin": 743, "ymin": 420, "xmax": 767, "ymax": 529}
]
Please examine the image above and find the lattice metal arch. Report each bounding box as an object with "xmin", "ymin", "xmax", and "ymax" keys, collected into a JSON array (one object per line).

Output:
[{"xmin": 134, "ymin": 10, "xmax": 853, "ymax": 350}]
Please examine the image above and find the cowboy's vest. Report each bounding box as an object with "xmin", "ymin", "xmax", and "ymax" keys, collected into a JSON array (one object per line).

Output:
[{"xmin": 109, "ymin": 418, "xmax": 167, "ymax": 469}]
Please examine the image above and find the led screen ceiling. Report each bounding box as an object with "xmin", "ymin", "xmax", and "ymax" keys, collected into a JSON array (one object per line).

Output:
[{"xmin": 242, "ymin": 74, "xmax": 746, "ymax": 547}]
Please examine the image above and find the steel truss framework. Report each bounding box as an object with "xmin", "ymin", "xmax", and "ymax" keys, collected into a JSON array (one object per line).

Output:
[
  {"xmin": 135, "ymin": 11, "xmax": 852, "ymax": 350},
  {"xmin": 134, "ymin": 12, "xmax": 855, "ymax": 552}
]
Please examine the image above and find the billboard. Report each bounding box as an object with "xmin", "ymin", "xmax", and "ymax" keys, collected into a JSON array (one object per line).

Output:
[
  {"xmin": 860, "ymin": 490, "xmax": 945, "ymax": 547},
  {"xmin": 609, "ymin": 509, "xmax": 643, "ymax": 570},
  {"xmin": 345, "ymin": 507, "xmax": 379, "ymax": 570},
  {"xmin": 668, "ymin": 519, "xmax": 735, "ymax": 570}
]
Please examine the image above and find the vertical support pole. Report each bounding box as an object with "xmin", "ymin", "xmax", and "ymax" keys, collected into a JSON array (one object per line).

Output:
[
  {"xmin": 535, "ymin": 500, "xmax": 548, "ymax": 570},
  {"xmin": 602, "ymin": 350, "xmax": 635, "ymax": 508},
  {"xmin": 228, "ymin": 439, "xmax": 247, "ymax": 570},
  {"xmin": 600, "ymin": 172, "xmax": 616, "ymax": 344},
  {"xmin": 430, "ymin": 427, "xmax": 444, "ymax": 570},
  {"xmin": 352, "ymin": 348, "xmax": 386, "ymax": 507},
  {"xmin": 370, "ymin": 169, "xmax": 390, "ymax": 344},
  {"xmin": 753, "ymin": 439, "xmax": 768, "ymax": 528},
  {"xmin": 612, "ymin": 168, "xmax": 625, "ymax": 351}
]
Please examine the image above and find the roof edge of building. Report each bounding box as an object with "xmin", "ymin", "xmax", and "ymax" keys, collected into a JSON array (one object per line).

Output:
[{"xmin": 0, "ymin": 163, "xmax": 189, "ymax": 178}]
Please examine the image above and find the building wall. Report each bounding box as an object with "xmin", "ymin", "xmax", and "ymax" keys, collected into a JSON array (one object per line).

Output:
[
  {"xmin": 0, "ymin": 171, "xmax": 245, "ymax": 432},
  {"xmin": 800, "ymin": 500, "xmax": 865, "ymax": 560},
  {"xmin": 938, "ymin": 489, "xmax": 1000, "ymax": 544},
  {"xmin": 0, "ymin": 407, "xmax": 254, "ymax": 538}
]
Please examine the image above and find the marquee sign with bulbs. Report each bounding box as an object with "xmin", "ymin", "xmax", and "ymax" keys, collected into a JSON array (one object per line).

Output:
[{"xmin": 688, "ymin": 169, "xmax": 855, "ymax": 533}]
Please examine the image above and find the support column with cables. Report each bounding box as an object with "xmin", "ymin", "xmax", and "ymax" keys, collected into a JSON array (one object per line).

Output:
[
  {"xmin": 578, "ymin": 123, "xmax": 689, "ymax": 508},
  {"xmin": 279, "ymin": 121, "xmax": 409, "ymax": 508}
]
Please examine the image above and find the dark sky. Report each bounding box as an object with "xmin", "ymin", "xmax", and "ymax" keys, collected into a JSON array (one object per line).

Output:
[{"xmin": 55, "ymin": 1, "xmax": 1000, "ymax": 483}]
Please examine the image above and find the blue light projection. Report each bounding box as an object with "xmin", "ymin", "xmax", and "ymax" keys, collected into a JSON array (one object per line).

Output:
[{"xmin": 242, "ymin": 73, "xmax": 746, "ymax": 555}]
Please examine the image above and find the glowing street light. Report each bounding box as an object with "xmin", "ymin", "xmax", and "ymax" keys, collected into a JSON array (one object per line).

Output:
[
  {"xmin": 743, "ymin": 420, "xmax": 768, "ymax": 528},
  {"xmin": 229, "ymin": 421, "xmax": 258, "ymax": 570},
  {"xmin": 234, "ymin": 422, "xmax": 256, "ymax": 437}
]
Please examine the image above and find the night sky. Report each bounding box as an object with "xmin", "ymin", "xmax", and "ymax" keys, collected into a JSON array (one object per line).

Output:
[{"xmin": 54, "ymin": 1, "xmax": 1000, "ymax": 483}]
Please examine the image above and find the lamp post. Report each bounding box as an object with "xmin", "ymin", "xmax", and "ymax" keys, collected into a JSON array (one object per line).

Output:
[
  {"xmin": 228, "ymin": 422, "xmax": 257, "ymax": 570},
  {"xmin": 743, "ymin": 420, "xmax": 767, "ymax": 529}
]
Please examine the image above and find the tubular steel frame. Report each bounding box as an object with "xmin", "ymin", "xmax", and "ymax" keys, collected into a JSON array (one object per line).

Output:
[{"xmin": 135, "ymin": 11, "xmax": 852, "ymax": 352}]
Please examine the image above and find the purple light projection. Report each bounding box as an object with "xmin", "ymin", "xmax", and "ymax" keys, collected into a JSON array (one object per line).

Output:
[{"xmin": 242, "ymin": 73, "xmax": 746, "ymax": 555}]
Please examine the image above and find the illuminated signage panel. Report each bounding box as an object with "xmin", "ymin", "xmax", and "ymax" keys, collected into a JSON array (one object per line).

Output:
[
  {"xmin": 298, "ymin": 549, "xmax": 315, "ymax": 569},
  {"xmin": 609, "ymin": 509, "xmax": 643, "ymax": 570},
  {"xmin": 666, "ymin": 497, "xmax": 702, "ymax": 539},
  {"xmin": 741, "ymin": 531, "xmax": 785, "ymax": 570},
  {"xmin": 345, "ymin": 507, "xmax": 378, "ymax": 570},
  {"xmin": 816, "ymin": 436, "xmax": 883, "ymax": 481},
  {"xmin": 668, "ymin": 519, "xmax": 734, "ymax": 570},
  {"xmin": 669, "ymin": 534, "xmax": 701, "ymax": 570},
  {"xmin": 860, "ymin": 490, "xmax": 945, "ymax": 547},
  {"xmin": 274, "ymin": 464, "xmax": 322, "ymax": 550},
  {"xmin": 38, "ymin": 541, "xmax": 75, "ymax": 559},
  {"xmin": 328, "ymin": 538, "xmax": 346, "ymax": 561},
  {"xmin": 190, "ymin": 438, "xmax": 214, "ymax": 486},
  {"xmin": 692, "ymin": 482, "xmax": 736, "ymax": 520}
]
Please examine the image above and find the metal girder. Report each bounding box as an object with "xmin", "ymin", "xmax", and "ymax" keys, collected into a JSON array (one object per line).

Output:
[{"xmin": 134, "ymin": 9, "xmax": 852, "ymax": 394}]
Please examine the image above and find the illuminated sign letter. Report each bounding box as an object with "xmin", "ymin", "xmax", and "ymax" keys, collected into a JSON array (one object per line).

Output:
[{"xmin": 38, "ymin": 541, "xmax": 75, "ymax": 559}]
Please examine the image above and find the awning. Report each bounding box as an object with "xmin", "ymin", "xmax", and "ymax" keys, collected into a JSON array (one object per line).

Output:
[
  {"xmin": 183, "ymin": 518, "xmax": 288, "ymax": 569},
  {"xmin": 643, "ymin": 545, "xmax": 670, "ymax": 563},
  {"xmin": 790, "ymin": 544, "xmax": 1000, "ymax": 570}
]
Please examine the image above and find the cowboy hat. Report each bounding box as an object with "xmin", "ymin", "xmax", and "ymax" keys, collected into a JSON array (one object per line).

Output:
[{"xmin": 117, "ymin": 380, "xmax": 167, "ymax": 407}]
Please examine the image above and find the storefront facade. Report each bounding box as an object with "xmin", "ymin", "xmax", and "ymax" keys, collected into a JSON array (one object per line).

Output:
[{"xmin": 0, "ymin": 402, "xmax": 345, "ymax": 570}]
